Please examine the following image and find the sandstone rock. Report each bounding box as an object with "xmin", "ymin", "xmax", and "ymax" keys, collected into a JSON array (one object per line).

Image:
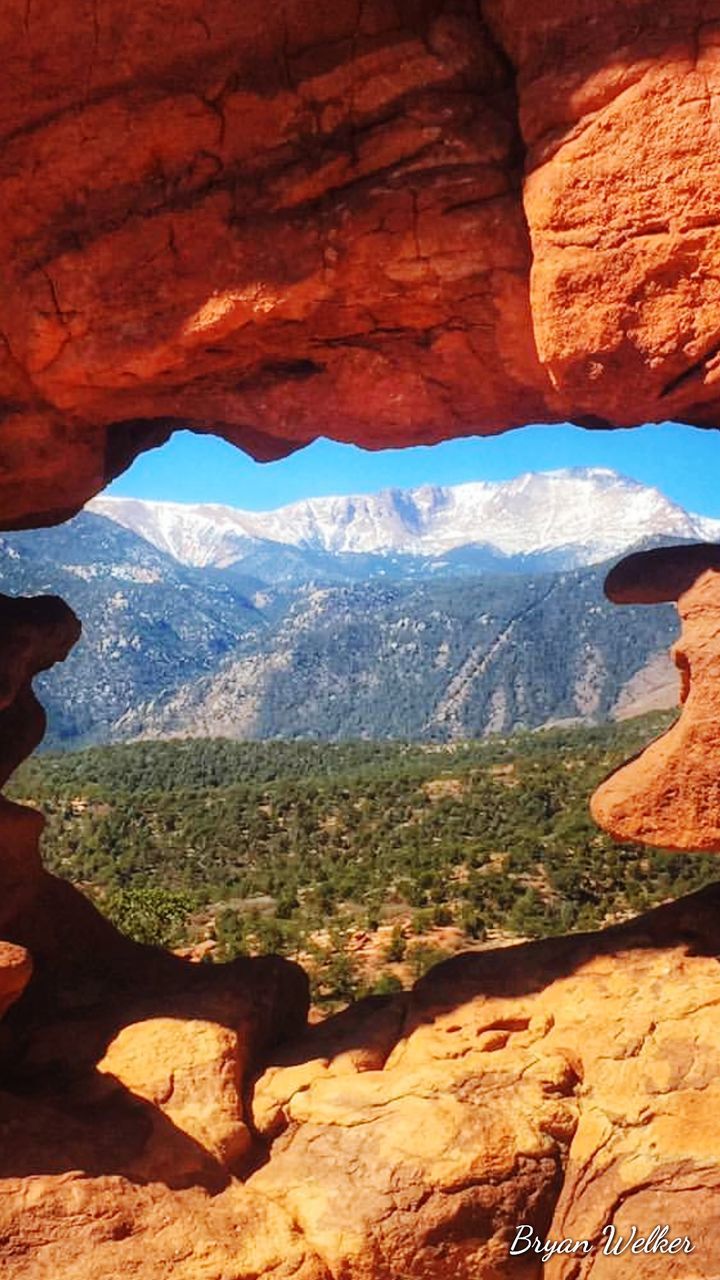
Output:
[
  {"xmin": 0, "ymin": 954, "xmax": 316, "ymax": 1274},
  {"xmin": 97, "ymin": 1017, "xmax": 251, "ymax": 1177},
  {"xmin": 0, "ymin": 0, "xmax": 549, "ymax": 529},
  {"xmin": 4, "ymin": 5, "xmax": 720, "ymax": 528},
  {"xmin": 0, "ymin": 1173, "xmax": 329, "ymax": 1280},
  {"xmin": 592, "ymin": 545, "xmax": 720, "ymax": 849},
  {"xmin": 3, "ymin": 889, "xmax": 720, "ymax": 1276},
  {"xmin": 0, "ymin": 941, "xmax": 31, "ymax": 1021},
  {"xmin": 0, "ymin": 594, "xmax": 80, "ymax": 785},
  {"xmin": 492, "ymin": 1, "xmax": 720, "ymax": 429},
  {"xmin": 0, "ymin": 954, "xmax": 309, "ymax": 1206},
  {"xmin": 0, "ymin": 592, "xmax": 155, "ymax": 983},
  {"xmin": 253, "ymin": 993, "xmax": 409, "ymax": 1138},
  {"xmin": 0, "ymin": 594, "xmax": 81, "ymax": 947},
  {"xmin": 248, "ymin": 886, "xmax": 720, "ymax": 1280},
  {"xmin": 94, "ymin": 957, "xmax": 311, "ymax": 1179}
]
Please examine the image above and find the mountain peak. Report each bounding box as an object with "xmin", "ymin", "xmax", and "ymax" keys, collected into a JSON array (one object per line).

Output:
[{"xmin": 89, "ymin": 468, "xmax": 715, "ymax": 571}]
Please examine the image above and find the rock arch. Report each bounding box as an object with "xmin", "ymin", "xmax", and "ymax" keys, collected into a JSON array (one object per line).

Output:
[{"xmin": 3, "ymin": 1, "xmax": 720, "ymax": 1275}]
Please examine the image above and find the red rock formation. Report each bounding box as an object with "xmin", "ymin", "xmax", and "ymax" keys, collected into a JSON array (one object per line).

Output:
[
  {"xmin": 0, "ymin": 595, "xmax": 79, "ymax": 939},
  {"xmin": 4, "ymin": 2, "xmax": 720, "ymax": 527},
  {"xmin": 591, "ymin": 545, "xmax": 720, "ymax": 850},
  {"xmin": 0, "ymin": 942, "xmax": 31, "ymax": 1022},
  {"xmin": 0, "ymin": 0, "xmax": 542, "ymax": 527},
  {"xmin": 4, "ymin": 2, "xmax": 720, "ymax": 1275},
  {"xmin": 0, "ymin": 593, "xmax": 159, "ymax": 984}
]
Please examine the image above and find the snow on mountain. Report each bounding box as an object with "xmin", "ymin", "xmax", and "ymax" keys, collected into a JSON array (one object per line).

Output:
[{"xmin": 89, "ymin": 468, "xmax": 720, "ymax": 570}]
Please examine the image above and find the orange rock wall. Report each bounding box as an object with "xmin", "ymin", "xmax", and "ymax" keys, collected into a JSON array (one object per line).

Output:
[
  {"xmin": 591, "ymin": 546, "xmax": 720, "ymax": 849},
  {"xmin": 4, "ymin": 2, "xmax": 720, "ymax": 526}
]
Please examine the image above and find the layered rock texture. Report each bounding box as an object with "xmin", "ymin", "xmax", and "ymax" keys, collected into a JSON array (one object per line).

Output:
[
  {"xmin": 4, "ymin": 0, "xmax": 720, "ymax": 1276},
  {"xmin": 5, "ymin": 2, "xmax": 720, "ymax": 526},
  {"xmin": 252, "ymin": 891, "xmax": 720, "ymax": 1279}
]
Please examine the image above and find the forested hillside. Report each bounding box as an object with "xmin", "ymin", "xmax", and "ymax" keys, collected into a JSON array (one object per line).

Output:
[
  {"xmin": 11, "ymin": 716, "xmax": 717, "ymax": 1004},
  {"xmin": 149, "ymin": 570, "xmax": 676, "ymax": 741}
]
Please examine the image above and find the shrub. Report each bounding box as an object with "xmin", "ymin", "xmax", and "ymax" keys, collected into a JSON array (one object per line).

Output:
[
  {"xmin": 104, "ymin": 886, "xmax": 193, "ymax": 949},
  {"xmin": 383, "ymin": 923, "xmax": 407, "ymax": 963},
  {"xmin": 407, "ymin": 942, "xmax": 450, "ymax": 980},
  {"xmin": 431, "ymin": 903, "xmax": 453, "ymax": 927},
  {"xmin": 215, "ymin": 908, "xmax": 247, "ymax": 960},
  {"xmin": 371, "ymin": 972, "xmax": 404, "ymax": 996}
]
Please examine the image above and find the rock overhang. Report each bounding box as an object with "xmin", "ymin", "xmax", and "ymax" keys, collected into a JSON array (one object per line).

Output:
[{"xmin": 4, "ymin": 1, "xmax": 720, "ymax": 530}]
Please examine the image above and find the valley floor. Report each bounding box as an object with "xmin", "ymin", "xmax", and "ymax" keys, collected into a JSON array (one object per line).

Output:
[{"xmin": 9, "ymin": 712, "xmax": 717, "ymax": 1009}]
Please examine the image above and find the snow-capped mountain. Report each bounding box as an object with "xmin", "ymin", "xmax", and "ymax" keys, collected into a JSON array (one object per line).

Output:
[{"xmin": 89, "ymin": 468, "xmax": 720, "ymax": 572}]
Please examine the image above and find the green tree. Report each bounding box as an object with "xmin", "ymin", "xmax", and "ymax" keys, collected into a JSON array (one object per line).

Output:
[
  {"xmin": 104, "ymin": 886, "xmax": 193, "ymax": 948},
  {"xmin": 215, "ymin": 907, "xmax": 247, "ymax": 960}
]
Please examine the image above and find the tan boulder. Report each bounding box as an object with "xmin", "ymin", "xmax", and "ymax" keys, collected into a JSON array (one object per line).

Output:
[
  {"xmin": 98, "ymin": 1015, "xmax": 251, "ymax": 1176},
  {"xmin": 253, "ymin": 992, "xmax": 408, "ymax": 1138}
]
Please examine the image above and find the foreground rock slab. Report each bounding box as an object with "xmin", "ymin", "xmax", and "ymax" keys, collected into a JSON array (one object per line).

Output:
[
  {"xmin": 250, "ymin": 884, "xmax": 720, "ymax": 1279},
  {"xmin": 2, "ymin": 886, "xmax": 720, "ymax": 1278}
]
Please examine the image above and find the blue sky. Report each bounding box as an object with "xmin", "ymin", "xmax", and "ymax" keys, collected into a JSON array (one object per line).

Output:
[{"xmin": 107, "ymin": 421, "xmax": 720, "ymax": 516}]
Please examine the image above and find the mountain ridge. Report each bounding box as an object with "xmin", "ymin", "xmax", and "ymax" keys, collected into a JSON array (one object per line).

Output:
[
  {"xmin": 91, "ymin": 467, "xmax": 720, "ymax": 573},
  {"xmin": 0, "ymin": 508, "xmax": 680, "ymax": 748},
  {"xmin": 0, "ymin": 467, "xmax": 700, "ymax": 748}
]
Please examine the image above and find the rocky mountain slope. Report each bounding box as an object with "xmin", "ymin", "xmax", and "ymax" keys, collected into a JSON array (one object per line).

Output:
[
  {"xmin": 0, "ymin": 515, "xmax": 266, "ymax": 745},
  {"xmin": 0, "ymin": 494, "xmax": 680, "ymax": 747},
  {"xmin": 125, "ymin": 572, "xmax": 677, "ymax": 743}
]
